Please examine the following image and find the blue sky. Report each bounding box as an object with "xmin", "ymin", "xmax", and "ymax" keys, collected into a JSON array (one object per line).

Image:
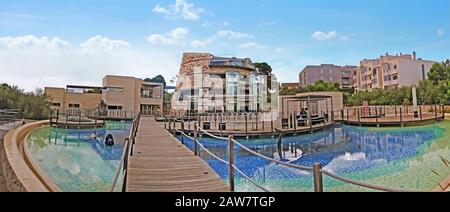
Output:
[{"xmin": 0, "ymin": 0, "xmax": 449, "ymax": 91}]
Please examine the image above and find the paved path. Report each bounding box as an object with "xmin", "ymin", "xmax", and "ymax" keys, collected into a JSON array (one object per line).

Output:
[{"xmin": 125, "ymin": 117, "xmax": 228, "ymax": 192}]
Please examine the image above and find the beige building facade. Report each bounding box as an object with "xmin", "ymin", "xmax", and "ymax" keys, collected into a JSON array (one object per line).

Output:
[
  {"xmin": 354, "ymin": 52, "xmax": 436, "ymax": 92},
  {"xmin": 102, "ymin": 75, "xmax": 164, "ymax": 114},
  {"xmin": 45, "ymin": 86, "xmax": 102, "ymax": 112},
  {"xmin": 45, "ymin": 76, "xmax": 164, "ymax": 115}
]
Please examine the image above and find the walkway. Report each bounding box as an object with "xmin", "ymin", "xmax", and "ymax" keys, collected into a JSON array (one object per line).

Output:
[{"xmin": 125, "ymin": 117, "xmax": 228, "ymax": 192}]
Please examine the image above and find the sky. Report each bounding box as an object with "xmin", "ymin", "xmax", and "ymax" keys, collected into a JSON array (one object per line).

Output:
[{"xmin": 0, "ymin": 0, "xmax": 449, "ymax": 91}]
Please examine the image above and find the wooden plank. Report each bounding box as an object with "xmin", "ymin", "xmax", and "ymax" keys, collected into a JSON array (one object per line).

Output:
[{"xmin": 126, "ymin": 117, "xmax": 228, "ymax": 192}]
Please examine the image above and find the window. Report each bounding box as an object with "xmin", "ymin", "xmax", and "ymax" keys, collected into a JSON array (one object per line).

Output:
[
  {"xmin": 141, "ymin": 88, "xmax": 154, "ymax": 98},
  {"xmin": 51, "ymin": 102, "xmax": 61, "ymax": 107},
  {"xmin": 393, "ymin": 75, "xmax": 398, "ymax": 80},
  {"xmin": 394, "ymin": 65, "xmax": 398, "ymax": 69},
  {"xmin": 103, "ymin": 87, "xmax": 123, "ymax": 92},
  {"xmin": 68, "ymin": 104, "xmax": 80, "ymax": 108},
  {"xmin": 108, "ymin": 106, "xmax": 122, "ymax": 110}
]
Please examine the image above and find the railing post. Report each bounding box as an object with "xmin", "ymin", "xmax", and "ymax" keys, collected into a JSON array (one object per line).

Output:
[
  {"xmin": 245, "ymin": 113, "xmax": 248, "ymax": 135},
  {"xmin": 194, "ymin": 124, "xmax": 198, "ymax": 156},
  {"xmin": 220, "ymin": 114, "xmax": 223, "ymax": 137},
  {"xmin": 375, "ymin": 107, "xmax": 379, "ymax": 128},
  {"xmin": 228, "ymin": 135, "xmax": 235, "ymax": 192},
  {"xmin": 164, "ymin": 117, "xmax": 167, "ymax": 129},
  {"xmin": 435, "ymin": 104, "xmax": 438, "ymax": 121},
  {"xmin": 357, "ymin": 108, "xmax": 361, "ymax": 127},
  {"xmin": 313, "ymin": 163, "xmax": 323, "ymax": 192},
  {"xmin": 56, "ymin": 110, "xmax": 60, "ymax": 125},
  {"xmin": 347, "ymin": 108, "xmax": 349, "ymax": 122},
  {"xmin": 400, "ymin": 107, "xmax": 404, "ymax": 127},
  {"xmin": 419, "ymin": 105, "xmax": 423, "ymax": 121},
  {"xmin": 271, "ymin": 113, "xmax": 274, "ymax": 133},
  {"xmin": 181, "ymin": 121, "xmax": 185, "ymax": 145}
]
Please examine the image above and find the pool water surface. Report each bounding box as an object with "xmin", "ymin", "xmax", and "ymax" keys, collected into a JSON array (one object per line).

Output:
[
  {"xmin": 26, "ymin": 121, "xmax": 131, "ymax": 192},
  {"xmin": 179, "ymin": 122, "xmax": 450, "ymax": 192}
]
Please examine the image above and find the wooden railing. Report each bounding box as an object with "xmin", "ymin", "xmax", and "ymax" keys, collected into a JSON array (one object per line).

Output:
[
  {"xmin": 0, "ymin": 109, "xmax": 21, "ymax": 125},
  {"xmin": 109, "ymin": 112, "xmax": 141, "ymax": 192}
]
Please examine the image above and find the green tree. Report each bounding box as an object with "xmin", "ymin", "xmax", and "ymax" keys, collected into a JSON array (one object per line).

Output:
[
  {"xmin": 254, "ymin": 62, "xmax": 273, "ymax": 75},
  {"xmin": 428, "ymin": 62, "xmax": 450, "ymax": 82},
  {"xmin": 418, "ymin": 80, "xmax": 448, "ymax": 104},
  {"xmin": 0, "ymin": 83, "xmax": 50, "ymax": 119},
  {"xmin": 145, "ymin": 75, "xmax": 166, "ymax": 87}
]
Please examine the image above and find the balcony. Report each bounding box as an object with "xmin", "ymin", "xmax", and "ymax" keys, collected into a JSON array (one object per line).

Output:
[{"xmin": 209, "ymin": 59, "xmax": 256, "ymax": 71}]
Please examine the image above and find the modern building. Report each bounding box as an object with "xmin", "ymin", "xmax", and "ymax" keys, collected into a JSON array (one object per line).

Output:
[
  {"xmin": 45, "ymin": 75, "xmax": 164, "ymax": 115},
  {"xmin": 45, "ymin": 85, "xmax": 102, "ymax": 111},
  {"xmin": 353, "ymin": 52, "xmax": 436, "ymax": 92},
  {"xmin": 174, "ymin": 53, "xmax": 273, "ymax": 113},
  {"xmin": 102, "ymin": 75, "xmax": 164, "ymax": 114},
  {"xmin": 299, "ymin": 64, "xmax": 357, "ymax": 89}
]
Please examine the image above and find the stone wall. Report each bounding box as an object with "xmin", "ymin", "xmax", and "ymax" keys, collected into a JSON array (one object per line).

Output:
[
  {"xmin": 0, "ymin": 129, "xmax": 7, "ymax": 191},
  {"xmin": 1, "ymin": 121, "xmax": 49, "ymax": 192}
]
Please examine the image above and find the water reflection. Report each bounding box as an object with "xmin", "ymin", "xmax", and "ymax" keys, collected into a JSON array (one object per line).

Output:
[{"xmin": 192, "ymin": 125, "xmax": 437, "ymax": 181}]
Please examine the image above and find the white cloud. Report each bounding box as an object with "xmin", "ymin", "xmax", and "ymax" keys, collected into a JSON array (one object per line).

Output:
[
  {"xmin": 80, "ymin": 35, "xmax": 130, "ymax": 53},
  {"xmin": 238, "ymin": 42, "xmax": 266, "ymax": 50},
  {"xmin": 311, "ymin": 31, "xmax": 337, "ymax": 41},
  {"xmin": 275, "ymin": 47, "xmax": 285, "ymax": 54},
  {"xmin": 262, "ymin": 21, "xmax": 275, "ymax": 26},
  {"xmin": 216, "ymin": 30, "xmax": 254, "ymax": 39},
  {"xmin": 0, "ymin": 35, "xmax": 180, "ymax": 91},
  {"xmin": 190, "ymin": 38, "xmax": 215, "ymax": 48},
  {"xmin": 190, "ymin": 30, "xmax": 254, "ymax": 48},
  {"xmin": 153, "ymin": 0, "xmax": 204, "ymax": 21},
  {"xmin": 0, "ymin": 35, "xmax": 71, "ymax": 51},
  {"xmin": 437, "ymin": 29, "xmax": 444, "ymax": 37},
  {"xmin": 201, "ymin": 21, "xmax": 210, "ymax": 27},
  {"xmin": 146, "ymin": 27, "xmax": 189, "ymax": 45}
]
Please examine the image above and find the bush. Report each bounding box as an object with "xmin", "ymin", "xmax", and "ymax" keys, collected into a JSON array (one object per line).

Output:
[{"xmin": 0, "ymin": 84, "xmax": 50, "ymax": 120}]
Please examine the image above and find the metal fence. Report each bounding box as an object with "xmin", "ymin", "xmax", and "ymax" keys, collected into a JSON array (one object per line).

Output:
[{"xmin": 0, "ymin": 109, "xmax": 22, "ymax": 126}]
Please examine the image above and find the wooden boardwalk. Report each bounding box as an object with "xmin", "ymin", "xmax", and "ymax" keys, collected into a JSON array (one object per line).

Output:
[{"xmin": 126, "ymin": 117, "xmax": 228, "ymax": 192}]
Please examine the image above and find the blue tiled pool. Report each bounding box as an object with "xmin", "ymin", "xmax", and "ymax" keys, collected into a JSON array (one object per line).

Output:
[
  {"xmin": 178, "ymin": 123, "xmax": 450, "ymax": 192},
  {"xmin": 26, "ymin": 121, "xmax": 131, "ymax": 192}
]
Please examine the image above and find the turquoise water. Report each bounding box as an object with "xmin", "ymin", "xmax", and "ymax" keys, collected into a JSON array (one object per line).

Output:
[
  {"xmin": 26, "ymin": 121, "xmax": 131, "ymax": 192},
  {"xmin": 179, "ymin": 122, "xmax": 450, "ymax": 192}
]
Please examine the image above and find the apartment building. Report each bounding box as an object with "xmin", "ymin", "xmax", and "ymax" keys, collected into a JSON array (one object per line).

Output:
[
  {"xmin": 174, "ymin": 53, "xmax": 272, "ymax": 113},
  {"xmin": 299, "ymin": 64, "xmax": 357, "ymax": 89},
  {"xmin": 45, "ymin": 76, "xmax": 164, "ymax": 115},
  {"xmin": 354, "ymin": 52, "xmax": 436, "ymax": 92}
]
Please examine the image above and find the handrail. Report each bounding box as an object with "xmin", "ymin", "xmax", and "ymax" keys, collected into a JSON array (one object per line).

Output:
[
  {"xmin": 175, "ymin": 127, "xmax": 270, "ymax": 192},
  {"xmin": 172, "ymin": 116, "xmax": 432, "ymax": 192},
  {"xmin": 319, "ymin": 170, "xmax": 414, "ymax": 192},
  {"xmin": 109, "ymin": 112, "xmax": 141, "ymax": 192},
  {"xmin": 230, "ymin": 138, "xmax": 313, "ymax": 171},
  {"xmin": 109, "ymin": 138, "xmax": 129, "ymax": 192}
]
